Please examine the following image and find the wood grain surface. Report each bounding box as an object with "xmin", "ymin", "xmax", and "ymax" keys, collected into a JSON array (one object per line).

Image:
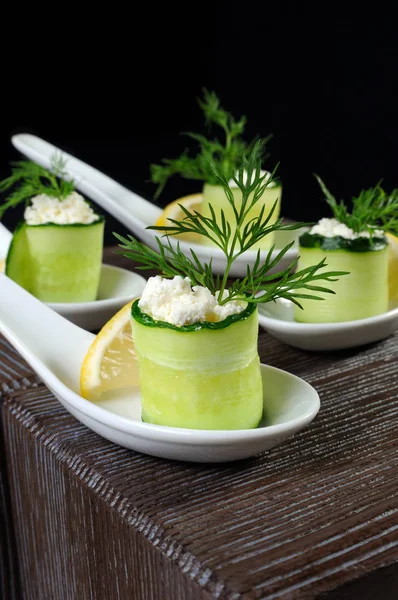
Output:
[
  {"xmin": 0, "ymin": 336, "xmax": 39, "ymax": 600},
  {"xmin": 1, "ymin": 248, "xmax": 398, "ymax": 599}
]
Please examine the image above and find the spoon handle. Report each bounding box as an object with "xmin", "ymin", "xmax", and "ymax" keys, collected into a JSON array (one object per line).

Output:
[
  {"xmin": 0, "ymin": 222, "xmax": 12, "ymax": 258},
  {"xmin": 0, "ymin": 274, "xmax": 93, "ymax": 382},
  {"xmin": 11, "ymin": 133, "xmax": 161, "ymax": 227}
]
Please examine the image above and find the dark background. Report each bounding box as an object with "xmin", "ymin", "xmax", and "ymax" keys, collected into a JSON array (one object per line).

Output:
[{"xmin": 1, "ymin": 3, "xmax": 397, "ymax": 245}]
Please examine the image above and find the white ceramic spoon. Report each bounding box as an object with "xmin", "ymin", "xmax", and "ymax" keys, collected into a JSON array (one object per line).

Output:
[
  {"xmin": 0, "ymin": 223, "xmax": 146, "ymax": 330},
  {"xmin": 258, "ymin": 297, "xmax": 398, "ymax": 351},
  {"xmin": 0, "ymin": 221, "xmax": 12, "ymax": 258},
  {"xmin": 11, "ymin": 133, "xmax": 301, "ymax": 277},
  {"xmin": 0, "ymin": 274, "xmax": 320, "ymax": 462}
]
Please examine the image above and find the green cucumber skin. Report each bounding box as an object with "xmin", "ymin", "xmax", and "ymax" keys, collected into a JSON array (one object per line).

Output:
[
  {"xmin": 131, "ymin": 298, "xmax": 255, "ymax": 332},
  {"xmin": 6, "ymin": 220, "xmax": 104, "ymax": 303},
  {"xmin": 5, "ymin": 222, "xmax": 30, "ymax": 290},
  {"xmin": 132, "ymin": 308, "xmax": 263, "ymax": 430},
  {"xmin": 299, "ymin": 231, "xmax": 387, "ymax": 252},
  {"xmin": 295, "ymin": 246, "xmax": 389, "ymax": 323}
]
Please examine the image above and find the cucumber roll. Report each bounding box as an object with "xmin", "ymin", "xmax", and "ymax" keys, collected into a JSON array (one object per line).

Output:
[
  {"xmin": 0, "ymin": 156, "xmax": 104, "ymax": 303},
  {"xmin": 6, "ymin": 218, "xmax": 104, "ymax": 303},
  {"xmin": 132, "ymin": 296, "xmax": 263, "ymax": 430},
  {"xmin": 149, "ymin": 90, "xmax": 280, "ymax": 250},
  {"xmin": 293, "ymin": 176, "xmax": 398, "ymax": 323},
  {"xmin": 202, "ymin": 173, "xmax": 282, "ymax": 250},
  {"xmin": 295, "ymin": 226, "xmax": 388, "ymax": 323}
]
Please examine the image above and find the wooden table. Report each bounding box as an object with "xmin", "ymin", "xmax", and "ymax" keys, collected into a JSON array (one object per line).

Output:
[{"xmin": 1, "ymin": 247, "xmax": 398, "ymax": 600}]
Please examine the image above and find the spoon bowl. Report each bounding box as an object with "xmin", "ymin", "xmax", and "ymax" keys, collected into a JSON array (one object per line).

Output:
[
  {"xmin": 11, "ymin": 133, "xmax": 300, "ymax": 277},
  {"xmin": 258, "ymin": 297, "xmax": 398, "ymax": 351},
  {"xmin": 0, "ymin": 275, "xmax": 320, "ymax": 462}
]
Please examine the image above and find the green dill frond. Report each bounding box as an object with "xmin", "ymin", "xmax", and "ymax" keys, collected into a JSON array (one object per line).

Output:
[
  {"xmin": 150, "ymin": 88, "xmax": 272, "ymax": 198},
  {"xmin": 118, "ymin": 140, "xmax": 347, "ymax": 307},
  {"xmin": 314, "ymin": 174, "xmax": 398, "ymax": 235},
  {"xmin": 0, "ymin": 153, "xmax": 75, "ymax": 219}
]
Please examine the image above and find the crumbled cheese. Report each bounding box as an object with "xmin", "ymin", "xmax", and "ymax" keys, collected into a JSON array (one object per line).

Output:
[
  {"xmin": 138, "ymin": 276, "xmax": 247, "ymax": 327},
  {"xmin": 228, "ymin": 169, "xmax": 276, "ymax": 188},
  {"xmin": 24, "ymin": 192, "xmax": 99, "ymax": 225},
  {"xmin": 310, "ymin": 218, "xmax": 384, "ymax": 240}
]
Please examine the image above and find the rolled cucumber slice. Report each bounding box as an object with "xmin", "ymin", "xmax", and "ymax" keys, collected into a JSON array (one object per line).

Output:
[
  {"xmin": 131, "ymin": 301, "xmax": 263, "ymax": 430},
  {"xmin": 201, "ymin": 180, "xmax": 282, "ymax": 250},
  {"xmin": 6, "ymin": 219, "xmax": 104, "ymax": 303},
  {"xmin": 295, "ymin": 241, "xmax": 389, "ymax": 323}
]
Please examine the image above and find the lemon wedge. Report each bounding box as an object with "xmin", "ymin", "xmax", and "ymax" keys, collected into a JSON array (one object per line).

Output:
[
  {"xmin": 155, "ymin": 193, "xmax": 203, "ymax": 243},
  {"xmin": 0, "ymin": 259, "xmax": 4, "ymax": 273},
  {"xmin": 80, "ymin": 300, "xmax": 139, "ymax": 401},
  {"xmin": 386, "ymin": 232, "xmax": 398, "ymax": 304}
]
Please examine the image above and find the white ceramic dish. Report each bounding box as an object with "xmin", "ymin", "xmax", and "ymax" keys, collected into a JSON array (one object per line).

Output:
[
  {"xmin": 258, "ymin": 297, "xmax": 398, "ymax": 351},
  {"xmin": 11, "ymin": 133, "xmax": 302, "ymax": 277},
  {"xmin": 0, "ymin": 275, "xmax": 320, "ymax": 463}
]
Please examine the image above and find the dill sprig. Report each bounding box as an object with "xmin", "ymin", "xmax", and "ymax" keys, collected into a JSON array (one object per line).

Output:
[
  {"xmin": 315, "ymin": 175, "xmax": 398, "ymax": 235},
  {"xmin": 117, "ymin": 140, "xmax": 347, "ymax": 308},
  {"xmin": 0, "ymin": 154, "xmax": 74, "ymax": 219},
  {"xmin": 150, "ymin": 89, "xmax": 272, "ymax": 198}
]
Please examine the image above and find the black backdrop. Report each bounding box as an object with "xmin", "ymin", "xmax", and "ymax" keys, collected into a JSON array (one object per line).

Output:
[{"xmin": 1, "ymin": 3, "xmax": 397, "ymax": 245}]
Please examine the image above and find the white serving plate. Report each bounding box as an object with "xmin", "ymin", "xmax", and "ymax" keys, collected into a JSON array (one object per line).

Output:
[
  {"xmin": 258, "ymin": 297, "xmax": 398, "ymax": 351},
  {"xmin": 0, "ymin": 275, "xmax": 320, "ymax": 463},
  {"xmin": 11, "ymin": 133, "xmax": 302, "ymax": 277}
]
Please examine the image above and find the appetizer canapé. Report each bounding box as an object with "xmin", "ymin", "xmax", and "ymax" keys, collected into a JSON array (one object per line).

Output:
[
  {"xmin": 295, "ymin": 176, "xmax": 397, "ymax": 323},
  {"xmin": 0, "ymin": 156, "xmax": 104, "ymax": 302},
  {"xmin": 131, "ymin": 276, "xmax": 261, "ymax": 429},
  {"xmin": 116, "ymin": 142, "xmax": 345, "ymax": 430},
  {"xmin": 150, "ymin": 90, "xmax": 282, "ymax": 250}
]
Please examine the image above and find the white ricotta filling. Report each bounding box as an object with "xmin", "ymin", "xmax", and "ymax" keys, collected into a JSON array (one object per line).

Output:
[
  {"xmin": 138, "ymin": 276, "xmax": 247, "ymax": 327},
  {"xmin": 310, "ymin": 218, "xmax": 384, "ymax": 240},
  {"xmin": 24, "ymin": 192, "xmax": 99, "ymax": 225}
]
